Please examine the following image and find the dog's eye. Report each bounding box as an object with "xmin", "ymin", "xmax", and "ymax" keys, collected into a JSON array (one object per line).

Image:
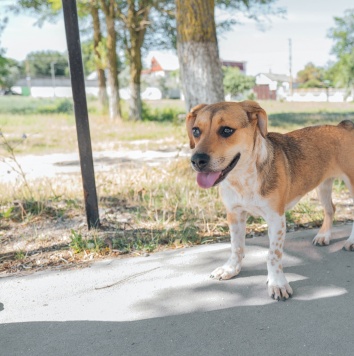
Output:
[
  {"xmin": 192, "ymin": 127, "xmax": 201, "ymax": 138},
  {"xmin": 219, "ymin": 126, "xmax": 235, "ymax": 138}
]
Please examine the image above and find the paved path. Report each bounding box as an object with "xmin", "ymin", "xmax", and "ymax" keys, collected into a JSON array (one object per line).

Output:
[
  {"xmin": 0, "ymin": 147, "xmax": 188, "ymax": 183},
  {"xmin": 1, "ymin": 224, "xmax": 354, "ymax": 355}
]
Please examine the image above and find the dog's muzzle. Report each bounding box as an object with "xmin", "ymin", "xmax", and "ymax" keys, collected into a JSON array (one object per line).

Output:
[
  {"xmin": 191, "ymin": 153, "xmax": 241, "ymax": 188},
  {"xmin": 191, "ymin": 153, "xmax": 210, "ymax": 171}
]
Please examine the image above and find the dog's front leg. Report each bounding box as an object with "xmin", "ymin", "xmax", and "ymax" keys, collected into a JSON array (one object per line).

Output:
[
  {"xmin": 266, "ymin": 213, "xmax": 293, "ymax": 300},
  {"xmin": 210, "ymin": 210, "xmax": 247, "ymax": 280}
]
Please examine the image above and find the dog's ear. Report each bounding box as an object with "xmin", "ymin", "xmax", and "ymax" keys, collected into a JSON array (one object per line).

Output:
[
  {"xmin": 186, "ymin": 104, "xmax": 207, "ymax": 149},
  {"xmin": 239, "ymin": 100, "xmax": 268, "ymax": 138}
]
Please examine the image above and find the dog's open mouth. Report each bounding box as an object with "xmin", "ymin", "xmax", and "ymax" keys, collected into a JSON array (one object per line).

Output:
[{"xmin": 196, "ymin": 153, "xmax": 241, "ymax": 189}]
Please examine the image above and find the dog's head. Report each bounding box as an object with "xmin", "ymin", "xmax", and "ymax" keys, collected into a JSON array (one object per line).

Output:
[{"xmin": 186, "ymin": 100, "xmax": 268, "ymax": 188}]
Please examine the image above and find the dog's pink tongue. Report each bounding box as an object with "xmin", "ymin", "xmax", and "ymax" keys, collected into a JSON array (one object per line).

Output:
[{"xmin": 197, "ymin": 172, "xmax": 221, "ymax": 189}]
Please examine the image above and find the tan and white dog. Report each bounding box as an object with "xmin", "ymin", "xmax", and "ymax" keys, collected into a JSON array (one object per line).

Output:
[{"xmin": 186, "ymin": 100, "xmax": 354, "ymax": 301}]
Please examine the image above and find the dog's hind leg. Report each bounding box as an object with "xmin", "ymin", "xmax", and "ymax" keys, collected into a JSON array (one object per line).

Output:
[
  {"xmin": 343, "ymin": 175, "xmax": 354, "ymax": 251},
  {"xmin": 210, "ymin": 210, "xmax": 247, "ymax": 280},
  {"xmin": 313, "ymin": 178, "xmax": 335, "ymax": 246}
]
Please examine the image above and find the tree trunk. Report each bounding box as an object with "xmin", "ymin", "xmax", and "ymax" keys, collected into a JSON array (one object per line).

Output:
[
  {"xmin": 176, "ymin": 0, "xmax": 224, "ymax": 111},
  {"xmin": 101, "ymin": 0, "xmax": 121, "ymax": 120},
  {"xmin": 97, "ymin": 70, "xmax": 108, "ymax": 111},
  {"xmin": 128, "ymin": 35, "xmax": 143, "ymax": 121},
  {"xmin": 129, "ymin": 81, "xmax": 142, "ymax": 121},
  {"xmin": 125, "ymin": 0, "xmax": 148, "ymax": 121},
  {"xmin": 91, "ymin": 1, "xmax": 108, "ymax": 112},
  {"xmin": 106, "ymin": 14, "xmax": 121, "ymax": 120}
]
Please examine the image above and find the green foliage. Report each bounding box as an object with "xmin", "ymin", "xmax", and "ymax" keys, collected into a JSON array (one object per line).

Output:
[
  {"xmin": 296, "ymin": 62, "xmax": 327, "ymax": 88},
  {"xmin": 69, "ymin": 230, "xmax": 86, "ymax": 254},
  {"xmin": 0, "ymin": 56, "xmax": 23, "ymax": 90},
  {"xmin": 37, "ymin": 98, "xmax": 72, "ymax": 114},
  {"xmin": 14, "ymin": 250, "xmax": 26, "ymax": 260},
  {"xmin": 69, "ymin": 229, "xmax": 105, "ymax": 254},
  {"xmin": 328, "ymin": 9, "xmax": 354, "ymax": 57},
  {"xmin": 10, "ymin": 0, "xmax": 61, "ymax": 26},
  {"xmin": 0, "ymin": 55, "xmax": 8, "ymax": 88},
  {"xmin": 141, "ymin": 102, "xmax": 184, "ymax": 122},
  {"xmin": 216, "ymin": 0, "xmax": 286, "ymax": 32},
  {"xmin": 81, "ymin": 38, "xmax": 108, "ymax": 76},
  {"xmin": 223, "ymin": 67, "xmax": 255, "ymax": 97},
  {"xmin": 0, "ymin": 199, "xmax": 65, "ymax": 222},
  {"xmin": 26, "ymin": 50, "xmax": 69, "ymax": 77},
  {"xmin": 327, "ymin": 9, "xmax": 354, "ymax": 92},
  {"xmin": 0, "ymin": 206, "xmax": 14, "ymax": 219},
  {"xmin": 0, "ymin": 17, "xmax": 9, "ymax": 88}
]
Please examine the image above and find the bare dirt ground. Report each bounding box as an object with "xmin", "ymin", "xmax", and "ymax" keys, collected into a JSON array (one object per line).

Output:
[{"xmin": 0, "ymin": 145, "xmax": 191, "ymax": 276}]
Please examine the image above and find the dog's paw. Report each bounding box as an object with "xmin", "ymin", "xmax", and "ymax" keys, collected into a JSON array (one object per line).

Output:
[
  {"xmin": 312, "ymin": 232, "xmax": 330, "ymax": 246},
  {"xmin": 343, "ymin": 240, "xmax": 354, "ymax": 251},
  {"xmin": 267, "ymin": 273, "xmax": 293, "ymax": 301},
  {"xmin": 267, "ymin": 283, "xmax": 293, "ymax": 301},
  {"xmin": 210, "ymin": 264, "xmax": 241, "ymax": 280}
]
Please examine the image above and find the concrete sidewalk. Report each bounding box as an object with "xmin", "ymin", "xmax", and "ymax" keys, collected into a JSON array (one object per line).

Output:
[{"xmin": 1, "ymin": 224, "xmax": 354, "ymax": 355}]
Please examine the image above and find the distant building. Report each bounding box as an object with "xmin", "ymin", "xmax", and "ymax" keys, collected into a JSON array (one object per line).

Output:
[
  {"xmin": 253, "ymin": 72, "xmax": 353, "ymax": 102},
  {"xmin": 144, "ymin": 52, "xmax": 247, "ymax": 76},
  {"xmin": 254, "ymin": 73, "xmax": 292, "ymax": 100},
  {"xmin": 144, "ymin": 51, "xmax": 179, "ymax": 77},
  {"xmin": 221, "ymin": 60, "xmax": 247, "ymax": 73}
]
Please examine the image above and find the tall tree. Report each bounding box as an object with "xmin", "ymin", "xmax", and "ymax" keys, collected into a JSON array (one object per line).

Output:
[
  {"xmin": 296, "ymin": 62, "xmax": 326, "ymax": 88},
  {"xmin": 89, "ymin": 0, "xmax": 108, "ymax": 111},
  {"xmin": 112, "ymin": 0, "xmax": 175, "ymax": 121},
  {"xmin": 215, "ymin": 0, "xmax": 285, "ymax": 32},
  {"xmin": 175, "ymin": 0, "xmax": 283, "ymax": 110},
  {"xmin": 0, "ymin": 18, "xmax": 9, "ymax": 89},
  {"xmin": 328, "ymin": 9, "xmax": 354, "ymax": 97},
  {"xmin": 223, "ymin": 67, "xmax": 255, "ymax": 97},
  {"xmin": 76, "ymin": 0, "xmax": 110, "ymax": 112},
  {"xmin": 12, "ymin": 0, "xmax": 110, "ymax": 112},
  {"xmin": 100, "ymin": 0, "xmax": 122, "ymax": 120},
  {"xmin": 176, "ymin": 0, "xmax": 224, "ymax": 111},
  {"xmin": 117, "ymin": 0, "xmax": 152, "ymax": 121},
  {"xmin": 26, "ymin": 50, "xmax": 69, "ymax": 77}
]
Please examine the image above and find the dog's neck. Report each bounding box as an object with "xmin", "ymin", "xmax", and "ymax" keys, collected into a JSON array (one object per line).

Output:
[
  {"xmin": 255, "ymin": 133, "xmax": 275, "ymax": 174},
  {"xmin": 222, "ymin": 131, "xmax": 274, "ymax": 195}
]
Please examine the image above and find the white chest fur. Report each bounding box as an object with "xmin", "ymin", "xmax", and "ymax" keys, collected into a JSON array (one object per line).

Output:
[{"xmin": 219, "ymin": 173, "xmax": 270, "ymax": 219}]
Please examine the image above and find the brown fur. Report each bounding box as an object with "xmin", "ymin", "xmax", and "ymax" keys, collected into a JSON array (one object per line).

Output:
[{"xmin": 186, "ymin": 100, "xmax": 354, "ymax": 215}]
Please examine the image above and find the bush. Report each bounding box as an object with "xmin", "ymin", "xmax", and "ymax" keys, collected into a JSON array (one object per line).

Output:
[
  {"xmin": 141, "ymin": 102, "xmax": 184, "ymax": 122},
  {"xmin": 38, "ymin": 99, "xmax": 73, "ymax": 114}
]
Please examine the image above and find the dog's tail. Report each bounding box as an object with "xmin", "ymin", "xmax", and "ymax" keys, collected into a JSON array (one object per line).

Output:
[{"xmin": 338, "ymin": 120, "xmax": 354, "ymax": 131}]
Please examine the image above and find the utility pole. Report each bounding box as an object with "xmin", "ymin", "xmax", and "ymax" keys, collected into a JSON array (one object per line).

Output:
[
  {"xmin": 288, "ymin": 38, "xmax": 293, "ymax": 96},
  {"xmin": 50, "ymin": 61, "xmax": 56, "ymax": 97},
  {"xmin": 62, "ymin": 0, "xmax": 100, "ymax": 229},
  {"xmin": 25, "ymin": 59, "xmax": 31, "ymax": 96}
]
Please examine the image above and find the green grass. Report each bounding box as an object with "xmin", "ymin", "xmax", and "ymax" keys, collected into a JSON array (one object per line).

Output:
[
  {"xmin": 268, "ymin": 111, "xmax": 354, "ymax": 131},
  {"xmin": 0, "ymin": 97, "xmax": 186, "ymax": 155},
  {"xmin": 0, "ymin": 97, "xmax": 74, "ymax": 115}
]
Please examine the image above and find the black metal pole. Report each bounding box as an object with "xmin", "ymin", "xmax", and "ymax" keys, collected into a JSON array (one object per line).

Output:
[{"xmin": 62, "ymin": 0, "xmax": 99, "ymax": 228}]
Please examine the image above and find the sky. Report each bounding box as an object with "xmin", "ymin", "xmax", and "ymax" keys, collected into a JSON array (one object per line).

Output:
[{"xmin": 0, "ymin": 0, "xmax": 353, "ymax": 77}]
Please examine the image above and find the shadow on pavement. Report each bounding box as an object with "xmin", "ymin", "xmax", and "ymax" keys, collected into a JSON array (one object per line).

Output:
[
  {"xmin": 1, "ymin": 294, "xmax": 354, "ymax": 356},
  {"xmin": 1, "ymin": 225, "xmax": 354, "ymax": 355}
]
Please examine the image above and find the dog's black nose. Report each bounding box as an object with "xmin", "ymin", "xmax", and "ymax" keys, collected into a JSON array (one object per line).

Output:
[{"xmin": 191, "ymin": 153, "xmax": 210, "ymax": 170}]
